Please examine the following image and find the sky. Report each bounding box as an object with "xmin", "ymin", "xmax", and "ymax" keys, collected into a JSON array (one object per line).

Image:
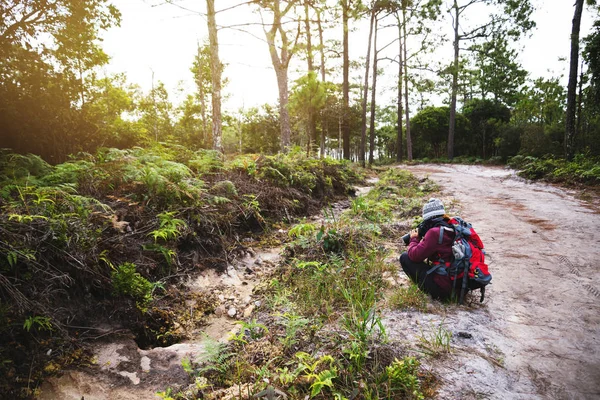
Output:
[{"xmin": 101, "ymin": 0, "xmax": 596, "ymax": 114}]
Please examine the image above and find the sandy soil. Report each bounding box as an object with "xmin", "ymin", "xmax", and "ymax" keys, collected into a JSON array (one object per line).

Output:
[{"xmin": 384, "ymin": 164, "xmax": 600, "ymax": 400}]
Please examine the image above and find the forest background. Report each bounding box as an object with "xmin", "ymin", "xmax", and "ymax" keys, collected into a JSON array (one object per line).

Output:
[{"xmin": 1, "ymin": 0, "xmax": 600, "ymax": 166}]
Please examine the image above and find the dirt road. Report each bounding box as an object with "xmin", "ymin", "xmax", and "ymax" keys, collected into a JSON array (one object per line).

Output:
[{"xmin": 388, "ymin": 164, "xmax": 600, "ymax": 399}]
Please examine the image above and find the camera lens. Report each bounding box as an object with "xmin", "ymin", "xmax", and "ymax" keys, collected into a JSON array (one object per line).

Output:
[{"xmin": 402, "ymin": 233, "xmax": 411, "ymax": 245}]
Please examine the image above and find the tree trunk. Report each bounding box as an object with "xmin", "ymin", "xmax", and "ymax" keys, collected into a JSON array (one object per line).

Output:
[
  {"xmin": 402, "ymin": 7, "xmax": 412, "ymax": 161},
  {"xmin": 274, "ymin": 65, "xmax": 292, "ymax": 150},
  {"xmin": 342, "ymin": 0, "xmax": 350, "ymax": 160},
  {"xmin": 565, "ymin": 0, "xmax": 584, "ymax": 160},
  {"xmin": 576, "ymin": 61, "xmax": 584, "ymax": 147},
  {"xmin": 206, "ymin": 0, "xmax": 222, "ymax": 152},
  {"xmin": 447, "ymin": 0, "xmax": 459, "ymax": 160},
  {"xmin": 360, "ymin": 9, "xmax": 375, "ymax": 168},
  {"xmin": 369, "ymin": 17, "xmax": 378, "ymax": 166},
  {"xmin": 396, "ymin": 14, "xmax": 403, "ymax": 163},
  {"xmin": 317, "ymin": 7, "xmax": 327, "ymax": 159},
  {"xmin": 262, "ymin": 2, "xmax": 296, "ymax": 152},
  {"xmin": 304, "ymin": 1, "xmax": 317, "ymax": 155}
]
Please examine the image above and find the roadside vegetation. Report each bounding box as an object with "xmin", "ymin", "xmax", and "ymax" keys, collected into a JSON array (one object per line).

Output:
[
  {"xmin": 508, "ymin": 153, "xmax": 600, "ymax": 185},
  {"xmin": 0, "ymin": 145, "xmax": 362, "ymax": 398},
  {"xmin": 154, "ymin": 168, "xmax": 441, "ymax": 399}
]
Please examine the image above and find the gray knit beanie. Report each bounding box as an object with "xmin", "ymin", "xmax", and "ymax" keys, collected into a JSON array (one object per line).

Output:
[{"xmin": 422, "ymin": 198, "xmax": 445, "ymax": 221}]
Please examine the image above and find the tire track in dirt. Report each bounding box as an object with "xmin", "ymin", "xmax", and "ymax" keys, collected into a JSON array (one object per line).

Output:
[{"xmin": 391, "ymin": 164, "xmax": 600, "ymax": 400}]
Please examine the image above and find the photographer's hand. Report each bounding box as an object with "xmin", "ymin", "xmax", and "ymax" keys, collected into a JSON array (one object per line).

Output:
[{"xmin": 410, "ymin": 229, "xmax": 419, "ymax": 239}]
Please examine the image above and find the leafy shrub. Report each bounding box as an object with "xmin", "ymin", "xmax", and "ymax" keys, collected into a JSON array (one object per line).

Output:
[
  {"xmin": 508, "ymin": 153, "xmax": 600, "ymax": 184},
  {"xmin": 111, "ymin": 262, "xmax": 154, "ymax": 307},
  {"xmin": 386, "ymin": 357, "xmax": 424, "ymax": 399}
]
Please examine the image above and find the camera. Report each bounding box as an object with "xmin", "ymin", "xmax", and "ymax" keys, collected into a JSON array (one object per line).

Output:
[
  {"xmin": 402, "ymin": 233, "xmax": 412, "ymax": 245},
  {"xmin": 402, "ymin": 220, "xmax": 429, "ymax": 245}
]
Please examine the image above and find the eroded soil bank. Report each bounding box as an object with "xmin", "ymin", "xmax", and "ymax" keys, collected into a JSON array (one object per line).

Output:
[{"xmin": 391, "ymin": 164, "xmax": 600, "ymax": 399}]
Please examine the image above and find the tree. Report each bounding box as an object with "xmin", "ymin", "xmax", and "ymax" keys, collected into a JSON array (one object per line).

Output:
[
  {"xmin": 342, "ymin": 0, "xmax": 351, "ymax": 159},
  {"xmin": 257, "ymin": 0, "xmax": 301, "ymax": 152},
  {"xmin": 191, "ymin": 43, "xmax": 213, "ymax": 146},
  {"xmin": 565, "ymin": 0, "xmax": 598, "ymax": 159},
  {"xmin": 360, "ymin": 5, "xmax": 376, "ymax": 167},
  {"xmin": 583, "ymin": 18, "xmax": 600, "ymax": 109},
  {"xmin": 137, "ymin": 82, "xmax": 174, "ymax": 142},
  {"xmin": 472, "ymin": 33, "xmax": 527, "ymax": 107},
  {"xmin": 388, "ymin": 0, "xmax": 441, "ymax": 162},
  {"xmin": 412, "ymin": 106, "xmax": 469, "ymax": 158},
  {"xmin": 206, "ymin": 0, "xmax": 223, "ymax": 152},
  {"xmin": 462, "ymin": 98, "xmax": 510, "ymax": 158},
  {"xmin": 368, "ymin": 14, "xmax": 379, "ymax": 166},
  {"xmin": 289, "ymin": 72, "xmax": 327, "ymax": 152},
  {"xmin": 512, "ymin": 77, "xmax": 566, "ymax": 128},
  {"xmin": 446, "ymin": 0, "xmax": 534, "ymax": 160},
  {"xmin": 0, "ymin": 0, "xmax": 120, "ymax": 161}
]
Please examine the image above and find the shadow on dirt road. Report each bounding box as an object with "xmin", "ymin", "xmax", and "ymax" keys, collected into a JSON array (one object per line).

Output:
[{"xmin": 388, "ymin": 164, "xmax": 600, "ymax": 400}]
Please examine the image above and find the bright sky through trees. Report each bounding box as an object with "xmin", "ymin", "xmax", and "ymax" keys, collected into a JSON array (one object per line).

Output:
[{"xmin": 101, "ymin": 0, "xmax": 594, "ymax": 113}]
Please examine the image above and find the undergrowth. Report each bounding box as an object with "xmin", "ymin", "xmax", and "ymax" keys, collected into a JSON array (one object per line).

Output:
[
  {"xmin": 508, "ymin": 153, "xmax": 600, "ymax": 185},
  {"xmin": 158, "ymin": 166, "xmax": 440, "ymax": 399},
  {"xmin": 0, "ymin": 144, "xmax": 361, "ymax": 398}
]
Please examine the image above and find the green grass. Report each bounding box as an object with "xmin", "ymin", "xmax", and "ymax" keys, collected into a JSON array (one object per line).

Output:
[{"xmin": 389, "ymin": 283, "xmax": 429, "ymax": 312}]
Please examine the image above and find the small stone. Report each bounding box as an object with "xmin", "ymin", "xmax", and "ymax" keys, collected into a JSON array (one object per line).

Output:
[
  {"xmin": 227, "ymin": 307, "xmax": 237, "ymax": 318},
  {"xmin": 254, "ymin": 300, "xmax": 262, "ymax": 307},
  {"xmin": 457, "ymin": 331, "xmax": 473, "ymax": 339},
  {"xmin": 218, "ymin": 294, "xmax": 225, "ymax": 302},
  {"xmin": 215, "ymin": 305, "xmax": 226, "ymax": 317},
  {"xmin": 243, "ymin": 305, "xmax": 255, "ymax": 318}
]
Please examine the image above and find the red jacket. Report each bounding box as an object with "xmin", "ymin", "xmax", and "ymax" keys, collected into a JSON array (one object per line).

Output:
[{"xmin": 407, "ymin": 226, "xmax": 455, "ymax": 264}]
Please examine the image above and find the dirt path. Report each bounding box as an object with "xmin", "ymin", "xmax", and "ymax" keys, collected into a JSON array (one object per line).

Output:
[{"xmin": 388, "ymin": 164, "xmax": 600, "ymax": 399}]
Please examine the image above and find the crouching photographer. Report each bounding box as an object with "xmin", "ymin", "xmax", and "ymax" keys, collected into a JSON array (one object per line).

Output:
[{"xmin": 399, "ymin": 198, "xmax": 459, "ymax": 300}]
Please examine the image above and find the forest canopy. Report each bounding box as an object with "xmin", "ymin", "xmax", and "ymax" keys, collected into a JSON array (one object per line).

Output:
[{"xmin": 0, "ymin": 0, "xmax": 599, "ymax": 164}]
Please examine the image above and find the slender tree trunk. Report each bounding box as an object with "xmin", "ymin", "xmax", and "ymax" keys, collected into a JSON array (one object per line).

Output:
[
  {"xmin": 262, "ymin": 2, "xmax": 296, "ymax": 151},
  {"xmin": 565, "ymin": 0, "xmax": 584, "ymax": 160},
  {"xmin": 317, "ymin": 8, "xmax": 327, "ymax": 158},
  {"xmin": 273, "ymin": 65, "xmax": 292, "ymax": 150},
  {"xmin": 196, "ymin": 45, "xmax": 208, "ymax": 147},
  {"xmin": 338, "ymin": 114, "xmax": 342, "ymax": 159},
  {"xmin": 369, "ymin": 17, "xmax": 378, "ymax": 166},
  {"xmin": 577, "ymin": 61, "xmax": 584, "ymax": 147},
  {"xmin": 206, "ymin": 0, "xmax": 222, "ymax": 152},
  {"xmin": 447, "ymin": 0, "xmax": 459, "ymax": 160},
  {"xmin": 396, "ymin": 14, "xmax": 403, "ymax": 163},
  {"xmin": 342, "ymin": 0, "xmax": 350, "ymax": 159},
  {"xmin": 360, "ymin": 9, "xmax": 375, "ymax": 168},
  {"xmin": 402, "ymin": 7, "xmax": 412, "ymax": 161},
  {"xmin": 304, "ymin": 0, "xmax": 316, "ymax": 155}
]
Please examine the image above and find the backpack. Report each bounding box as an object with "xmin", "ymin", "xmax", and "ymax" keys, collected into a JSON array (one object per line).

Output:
[{"xmin": 427, "ymin": 217, "xmax": 492, "ymax": 304}]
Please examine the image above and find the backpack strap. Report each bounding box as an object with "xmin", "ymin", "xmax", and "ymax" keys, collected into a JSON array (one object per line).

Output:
[{"xmin": 437, "ymin": 226, "xmax": 454, "ymax": 245}]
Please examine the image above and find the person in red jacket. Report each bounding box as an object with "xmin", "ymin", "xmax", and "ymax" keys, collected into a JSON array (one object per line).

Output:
[{"xmin": 399, "ymin": 198, "xmax": 461, "ymax": 300}]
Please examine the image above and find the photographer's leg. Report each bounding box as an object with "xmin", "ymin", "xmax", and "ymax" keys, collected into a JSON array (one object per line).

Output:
[{"xmin": 400, "ymin": 253, "xmax": 448, "ymax": 300}]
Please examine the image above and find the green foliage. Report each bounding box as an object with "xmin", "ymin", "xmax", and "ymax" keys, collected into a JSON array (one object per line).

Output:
[
  {"xmin": 195, "ymin": 338, "xmax": 234, "ymax": 385},
  {"xmin": 295, "ymin": 352, "xmax": 339, "ymax": 397},
  {"xmin": 150, "ymin": 212, "xmax": 187, "ymax": 242},
  {"xmin": 23, "ymin": 316, "xmax": 53, "ymax": 333},
  {"xmin": 386, "ymin": 357, "xmax": 424, "ymax": 400},
  {"xmin": 389, "ymin": 283, "xmax": 429, "ymax": 312},
  {"xmin": 418, "ymin": 323, "xmax": 452, "ymax": 358},
  {"xmin": 277, "ymin": 312, "xmax": 310, "ymax": 350},
  {"xmin": 288, "ymin": 222, "xmax": 317, "ymax": 238},
  {"xmin": 508, "ymin": 153, "xmax": 600, "ymax": 184},
  {"xmin": 111, "ymin": 262, "xmax": 154, "ymax": 307}
]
